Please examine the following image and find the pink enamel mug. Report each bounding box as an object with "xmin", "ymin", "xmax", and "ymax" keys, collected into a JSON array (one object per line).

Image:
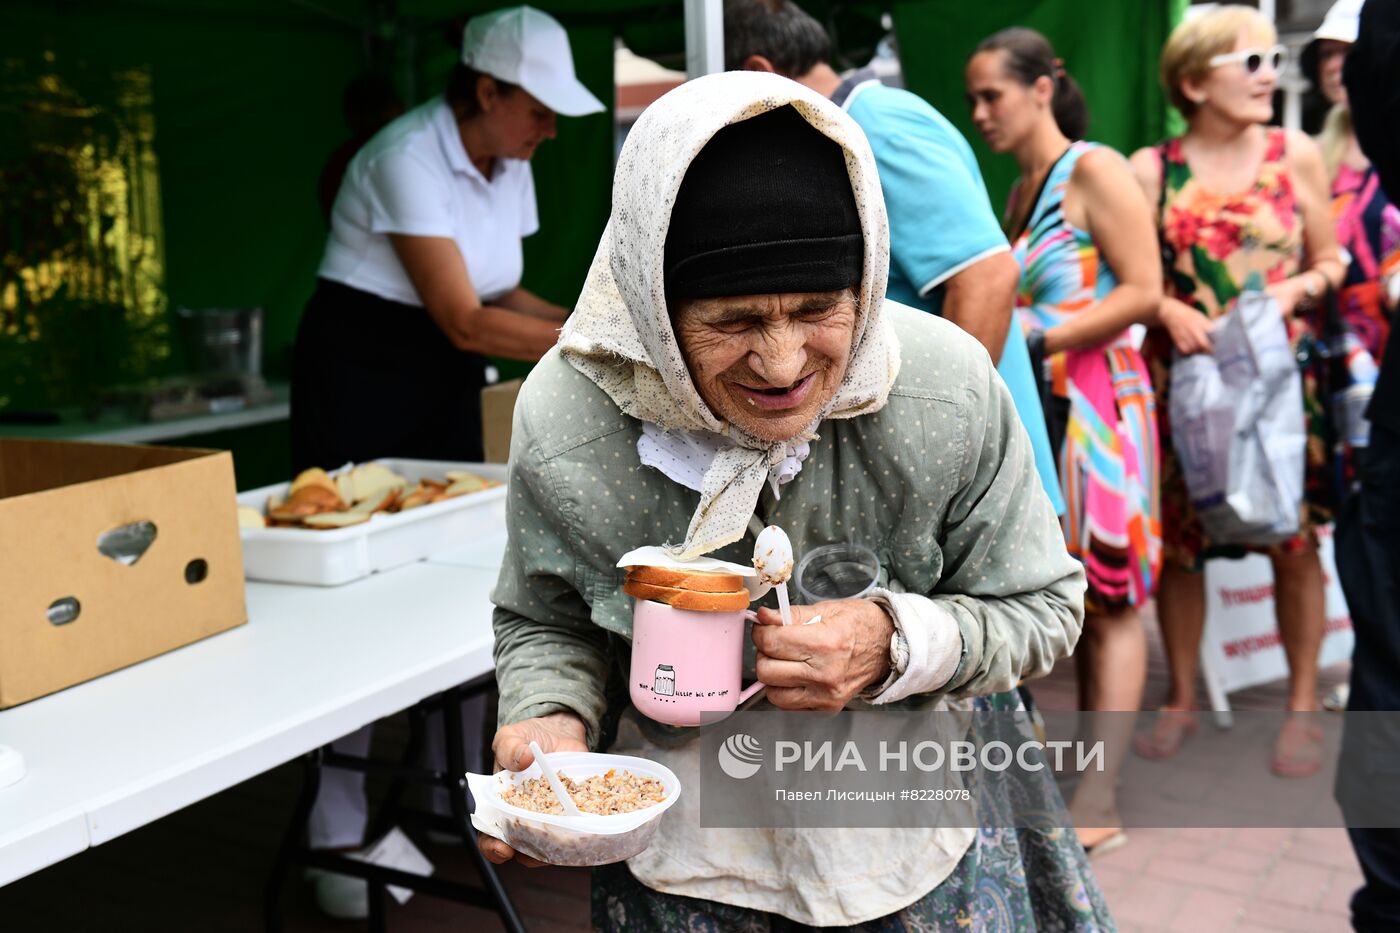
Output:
[{"xmin": 629, "ymin": 599, "xmax": 765, "ymax": 727}]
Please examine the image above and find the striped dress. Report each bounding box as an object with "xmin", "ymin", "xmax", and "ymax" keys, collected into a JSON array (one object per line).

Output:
[{"xmin": 1012, "ymin": 141, "xmax": 1162, "ymax": 612}]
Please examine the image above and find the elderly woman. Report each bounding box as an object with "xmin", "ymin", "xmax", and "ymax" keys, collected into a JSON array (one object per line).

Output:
[{"xmin": 483, "ymin": 72, "xmax": 1106, "ymax": 929}]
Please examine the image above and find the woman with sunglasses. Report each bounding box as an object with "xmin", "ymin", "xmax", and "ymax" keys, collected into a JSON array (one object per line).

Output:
[{"xmin": 1128, "ymin": 5, "xmax": 1345, "ymax": 776}]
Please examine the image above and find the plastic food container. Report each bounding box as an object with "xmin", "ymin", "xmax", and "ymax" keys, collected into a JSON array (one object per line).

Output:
[
  {"xmin": 236, "ymin": 459, "xmax": 507, "ymax": 586},
  {"xmin": 467, "ymin": 752, "xmax": 681, "ymax": 866}
]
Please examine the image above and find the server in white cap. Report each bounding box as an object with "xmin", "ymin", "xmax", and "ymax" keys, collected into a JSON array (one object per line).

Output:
[
  {"xmin": 291, "ymin": 7, "xmax": 602, "ymax": 919},
  {"xmin": 293, "ymin": 5, "xmax": 604, "ymax": 476}
]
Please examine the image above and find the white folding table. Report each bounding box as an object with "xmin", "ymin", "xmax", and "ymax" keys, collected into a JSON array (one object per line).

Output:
[{"xmin": 0, "ymin": 560, "xmax": 501, "ymax": 889}]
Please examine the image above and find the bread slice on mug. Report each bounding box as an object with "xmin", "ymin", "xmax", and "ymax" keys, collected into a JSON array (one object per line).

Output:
[
  {"xmin": 622, "ymin": 579, "xmax": 750, "ymax": 611},
  {"xmin": 625, "ymin": 565, "xmax": 746, "ymax": 593}
]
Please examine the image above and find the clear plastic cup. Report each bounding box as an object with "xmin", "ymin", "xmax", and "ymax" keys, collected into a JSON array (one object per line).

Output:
[{"xmin": 794, "ymin": 543, "xmax": 881, "ymax": 604}]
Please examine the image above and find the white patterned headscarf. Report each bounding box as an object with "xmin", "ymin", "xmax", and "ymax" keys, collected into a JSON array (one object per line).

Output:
[{"xmin": 559, "ymin": 71, "xmax": 900, "ymax": 558}]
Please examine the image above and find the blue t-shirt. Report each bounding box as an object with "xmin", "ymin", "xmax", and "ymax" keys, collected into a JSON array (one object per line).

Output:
[{"xmin": 841, "ymin": 79, "xmax": 1064, "ymax": 514}]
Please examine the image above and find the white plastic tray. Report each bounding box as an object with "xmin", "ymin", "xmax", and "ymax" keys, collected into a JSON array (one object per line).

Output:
[{"xmin": 236, "ymin": 459, "xmax": 508, "ymax": 586}]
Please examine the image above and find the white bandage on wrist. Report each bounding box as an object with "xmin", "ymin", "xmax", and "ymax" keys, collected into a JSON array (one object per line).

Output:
[{"xmin": 858, "ymin": 588, "xmax": 962, "ymax": 703}]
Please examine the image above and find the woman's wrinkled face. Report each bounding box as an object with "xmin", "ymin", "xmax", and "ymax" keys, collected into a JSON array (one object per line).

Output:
[
  {"xmin": 1189, "ymin": 30, "xmax": 1279, "ymax": 126},
  {"xmin": 481, "ymin": 81, "xmax": 558, "ymax": 160},
  {"xmin": 673, "ymin": 288, "xmax": 858, "ymax": 443},
  {"xmin": 1316, "ymin": 39, "xmax": 1350, "ymax": 107},
  {"xmin": 965, "ymin": 50, "xmax": 1048, "ymax": 153}
]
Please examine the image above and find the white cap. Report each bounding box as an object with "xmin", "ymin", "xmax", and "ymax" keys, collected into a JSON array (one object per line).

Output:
[
  {"xmin": 1314, "ymin": 0, "xmax": 1363, "ymax": 44},
  {"xmin": 461, "ymin": 6, "xmax": 605, "ymax": 117}
]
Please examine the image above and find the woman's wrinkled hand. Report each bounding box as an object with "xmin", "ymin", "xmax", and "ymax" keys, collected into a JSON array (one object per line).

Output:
[
  {"xmin": 752, "ymin": 599, "xmax": 896, "ymax": 711},
  {"xmin": 479, "ymin": 711, "xmax": 589, "ymax": 867},
  {"xmin": 1160, "ymin": 298, "xmax": 1215, "ymax": 356}
]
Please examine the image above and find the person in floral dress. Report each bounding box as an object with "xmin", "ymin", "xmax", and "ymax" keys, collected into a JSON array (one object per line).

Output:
[
  {"xmin": 1310, "ymin": 3, "xmax": 1400, "ymax": 362},
  {"xmin": 1128, "ymin": 5, "xmax": 1346, "ymax": 777}
]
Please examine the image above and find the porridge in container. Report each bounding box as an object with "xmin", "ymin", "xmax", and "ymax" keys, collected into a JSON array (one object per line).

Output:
[
  {"xmin": 467, "ymin": 752, "xmax": 681, "ymax": 866},
  {"xmin": 501, "ymin": 768, "xmax": 668, "ymax": 816}
]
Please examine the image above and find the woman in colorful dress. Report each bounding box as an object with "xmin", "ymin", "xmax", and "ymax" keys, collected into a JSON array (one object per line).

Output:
[
  {"xmin": 967, "ymin": 27, "xmax": 1164, "ymax": 854},
  {"xmin": 1309, "ymin": 0, "xmax": 1400, "ymax": 362},
  {"xmin": 1128, "ymin": 5, "xmax": 1346, "ymax": 776}
]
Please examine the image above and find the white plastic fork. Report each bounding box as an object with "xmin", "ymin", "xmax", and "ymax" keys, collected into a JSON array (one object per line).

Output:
[{"xmin": 528, "ymin": 740, "xmax": 582, "ymax": 817}]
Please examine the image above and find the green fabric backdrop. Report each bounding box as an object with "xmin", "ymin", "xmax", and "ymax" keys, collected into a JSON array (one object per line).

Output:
[
  {"xmin": 1, "ymin": 0, "xmax": 366, "ymax": 403},
  {"xmin": 893, "ymin": 0, "xmax": 1182, "ymax": 217},
  {"xmin": 0, "ymin": 0, "xmax": 619, "ymax": 397},
  {"xmin": 0, "ymin": 0, "xmax": 1179, "ymax": 426}
]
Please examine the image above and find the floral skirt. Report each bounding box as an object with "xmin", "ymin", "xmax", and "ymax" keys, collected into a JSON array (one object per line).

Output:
[{"xmin": 591, "ymin": 692, "xmax": 1116, "ymax": 932}]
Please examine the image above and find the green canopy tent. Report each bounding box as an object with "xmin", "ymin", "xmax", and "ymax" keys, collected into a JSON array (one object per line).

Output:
[{"xmin": 0, "ymin": 0, "xmax": 1181, "ymax": 483}]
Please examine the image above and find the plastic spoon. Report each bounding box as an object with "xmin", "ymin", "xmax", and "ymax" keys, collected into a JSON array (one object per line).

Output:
[
  {"xmin": 753, "ymin": 525, "xmax": 796, "ymax": 626},
  {"xmin": 528, "ymin": 740, "xmax": 583, "ymax": 817}
]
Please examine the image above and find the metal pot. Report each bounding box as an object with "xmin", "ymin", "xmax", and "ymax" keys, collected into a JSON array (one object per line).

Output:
[{"xmin": 175, "ymin": 307, "xmax": 263, "ymax": 378}]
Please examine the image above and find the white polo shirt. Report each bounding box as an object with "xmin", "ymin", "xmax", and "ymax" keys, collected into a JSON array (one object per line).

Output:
[{"xmin": 319, "ymin": 95, "xmax": 539, "ymax": 307}]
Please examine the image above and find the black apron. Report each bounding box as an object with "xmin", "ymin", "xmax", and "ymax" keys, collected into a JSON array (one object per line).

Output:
[{"xmin": 290, "ymin": 278, "xmax": 486, "ymax": 472}]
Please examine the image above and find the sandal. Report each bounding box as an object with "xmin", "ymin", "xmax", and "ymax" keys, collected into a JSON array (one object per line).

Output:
[
  {"xmin": 1132, "ymin": 707, "xmax": 1199, "ymax": 760},
  {"xmin": 1078, "ymin": 827, "xmax": 1129, "ymax": 858},
  {"xmin": 1271, "ymin": 717, "xmax": 1324, "ymax": 778}
]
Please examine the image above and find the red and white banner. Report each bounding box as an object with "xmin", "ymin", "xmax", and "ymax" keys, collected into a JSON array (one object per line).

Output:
[{"xmin": 1200, "ymin": 525, "xmax": 1354, "ymax": 701}]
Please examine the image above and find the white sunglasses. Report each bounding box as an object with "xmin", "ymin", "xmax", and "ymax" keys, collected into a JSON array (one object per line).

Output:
[{"xmin": 1209, "ymin": 44, "xmax": 1288, "ymax": 75}]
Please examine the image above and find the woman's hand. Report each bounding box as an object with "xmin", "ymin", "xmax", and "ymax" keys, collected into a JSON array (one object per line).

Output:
[
  {"xmin": 478, "ymin": 711, "xmax": 589, "ymax": 867},
  {"xmin": 751, "ymin": 600, "xmax": 895, "ymax": 711},
  {"xmin": 1160, "ymin": 298, "xmax": 1215, "ymax": 355},
  {"xmin": 1265, "ymin": 277, "xmax": 1307, "ymax": 318}
]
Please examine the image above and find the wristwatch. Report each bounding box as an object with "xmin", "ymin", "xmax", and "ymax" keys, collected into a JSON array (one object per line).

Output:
[{"xmin": 889, "ymin": 628, "xmax": 910, "ymax": 678}]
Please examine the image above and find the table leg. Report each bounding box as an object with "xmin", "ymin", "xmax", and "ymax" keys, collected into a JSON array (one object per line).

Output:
[
  {"xmin": 264, "ymin": 748, "xmax": 324, "ymax": 933},
  {"xmin": 445, "ymin": 685, "xmax": 528, "ymax": 933},
  {"xmin": 368, "ymin": 878, "xmax": 388, "ymax": 932},
  {"xmin": 366, "ymin": 703, "xmax": 430, "ymax": 844}
]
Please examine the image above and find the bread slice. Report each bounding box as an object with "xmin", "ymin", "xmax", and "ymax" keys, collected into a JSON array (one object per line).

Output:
[
  {"xmin": 442, "ymin": 475, "xmax": 499, "ymax": 498},
  {"xmin": 351, "ymin": 462, "xmax": 407, "ymax": 504},
  {"xmin": 335, "ymin": 470, "xmax": 356, "ymax": 506},
  {"xmin": 290, "ymin": 467, "xmax": 337, "ymax": 497},
  {"xmin": 303, "ymin": 511, "xmax": 371, "ymax": 529},
  {"xmin": 290, "ymin": 484, "xmax": 343, "ymax": 510},
  {"xmin": 397, "ymin": 486, "xmax": 435, "ymax": 510},
  {"xmin": 625, "ymin": 565, "xmax": 745, "ymax": 593},
  {"xmin": 623, "ymin": 579, "xmax": 750, "ymax": 611},
  {"xmin": 237, "ymin": 506, "xmax": 266, "ymax": 529},
  {"xmin": 350, "ymin": 486, "xmax": 398, "ymax": 515}
]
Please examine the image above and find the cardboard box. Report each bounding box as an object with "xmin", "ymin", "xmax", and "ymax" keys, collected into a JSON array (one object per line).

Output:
[
  {"xmin": 481, "ymin": 379, "xmax": 523, "ymax": 464},
  {"xmin": 0, "ymin": 439, "xmax": 247, "ymax": 708}
]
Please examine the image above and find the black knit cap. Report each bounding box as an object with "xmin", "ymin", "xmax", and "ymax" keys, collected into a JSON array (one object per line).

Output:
[{"xmin": 663, "ymin": 105, "xmax": 864, "ymax": 303}]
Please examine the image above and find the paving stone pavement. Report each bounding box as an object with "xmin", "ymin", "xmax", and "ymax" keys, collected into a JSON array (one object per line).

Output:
[
  {"xmin": 0, "ymin": 599, "xmax": 1361, "ymax": 931},
  {"xmin": 1037, "ymin": 603, "xmax": 1360, "ymax": 933}
]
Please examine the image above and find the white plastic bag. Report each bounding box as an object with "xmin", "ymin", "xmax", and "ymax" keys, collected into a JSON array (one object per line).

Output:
[{"xmin": 1169, "ymin": 291, "xmax": 1306, "ymax": 545}]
